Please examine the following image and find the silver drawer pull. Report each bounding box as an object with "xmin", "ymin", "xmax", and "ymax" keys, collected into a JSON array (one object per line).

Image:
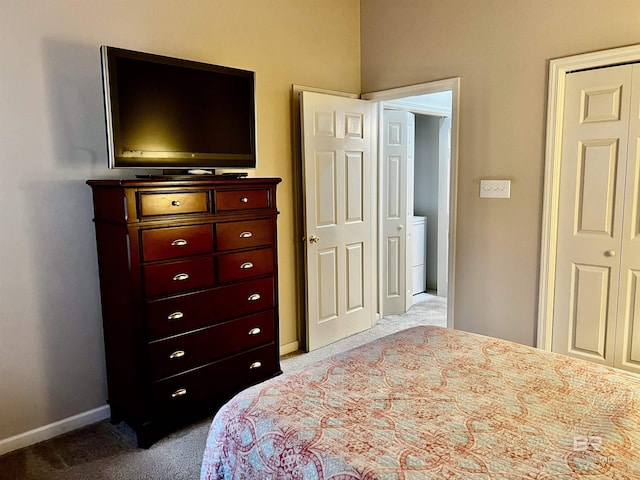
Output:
[
  {"xmin": 169, "ymin": 350, "xmax": 185, "ymax": 359},
  {"xmin": 240, "ymin": 262, "xmax": 254, "ymax": 269},
  {"xmin": 249, "ymin": 361, "xmax": 262, "ymax": 370},
  {"xmin": 240, "ymin": 197, "xmax": 249, "ymax": 203},
  {"xmin": 248, "ymin": 327, "xmax": 261, "ymax": 336},
  {"xmin": 171, "ymin": 200, "xmax": 181, "ymax": 207},
  {"xmin": 239, "ymin": 231, "xmax": 253, "ymax": 238},
  {"xmin": 171, "ymin": 239, "xmax": 188, "ymax": 246},
  {"xmin": 172, "ymin": 273, "xmax": 189, "ymax": 282},
  {"xmin": 247, "ymin": 293, "xmax": 261, "ymax": 302},
  {"xmin": 171, "ymin": 388, "xmax": 187, "ymax": 398},
  {"xmin": 167, "ymin": 311, "xmax": 184, "ymax": 321}
]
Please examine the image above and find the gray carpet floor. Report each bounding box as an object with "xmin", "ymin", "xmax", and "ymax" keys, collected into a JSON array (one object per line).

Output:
[{"xmin": 0, "ymin": 295, "xmax": 446, "ymax": 480}]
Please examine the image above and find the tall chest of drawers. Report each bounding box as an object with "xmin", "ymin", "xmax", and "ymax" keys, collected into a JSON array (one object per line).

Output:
[{"xmin": 87, "ymin": 177, "xmax": 282, "ymax": 447}]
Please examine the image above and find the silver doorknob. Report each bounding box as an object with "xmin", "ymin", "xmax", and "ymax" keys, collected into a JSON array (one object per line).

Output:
[
  {"xmin": 604, "ymin": 250, "xmax": 616, "ymax": 257},
  {"xmin": 309, "ymin": 235, "xmax": 320, "ymax": 244}
]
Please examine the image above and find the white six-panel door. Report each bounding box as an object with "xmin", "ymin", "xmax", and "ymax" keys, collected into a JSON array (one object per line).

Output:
[
  {"xmin": 381, "ymin": 109, "xmax": 415, "ymax": 315},
  {"xmin": 300, "ymin": 91, "xmax": 376, "ymax": 351},
  {"xmin": 615, "ymin": 65, "xmax": 640, "ymax": 374},
  {"xmin": 552, "ymin": 64, "xmax": 640, "ymax": 374}
]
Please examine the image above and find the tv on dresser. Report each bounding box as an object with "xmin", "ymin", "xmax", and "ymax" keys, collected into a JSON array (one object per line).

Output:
[
  {"xmin": 100, "ymin": 46, "xmax": 257, "ymax": 172},
  {"xmin": 87, "ymin": 177, "xmax": 281, "ymax": 447}
]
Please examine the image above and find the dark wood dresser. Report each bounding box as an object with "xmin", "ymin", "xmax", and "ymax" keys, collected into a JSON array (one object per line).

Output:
[{"xmin": 86, "ymin": 177, "xmax": 282, "ymax": 447}]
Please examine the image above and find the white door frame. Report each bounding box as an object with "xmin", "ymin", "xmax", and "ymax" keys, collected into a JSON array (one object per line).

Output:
[
  {"xmin": 363, "ymin": 77, "xmax": 460, "ymax": 328},
  {"xmin": 437, "ymin": 117, "xmax": 451, "ymax": 297},
  {"xmin": 538, "ymin": 44, "xmax": 640, "ymax": 351}
]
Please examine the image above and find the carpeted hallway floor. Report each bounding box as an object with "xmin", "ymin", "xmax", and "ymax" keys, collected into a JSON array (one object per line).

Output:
[{"xmin": 0, "ymin": 295, "xmax": 446, "ymax": 480}]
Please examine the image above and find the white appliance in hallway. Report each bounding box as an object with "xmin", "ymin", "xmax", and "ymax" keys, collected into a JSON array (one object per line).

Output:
[{"xmin": 412, "ymin": 216, "xmax": 427, "ymax": 295}]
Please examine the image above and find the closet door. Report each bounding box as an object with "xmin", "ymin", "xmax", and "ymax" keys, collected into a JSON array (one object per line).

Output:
[
  {"xmin": 551, "ymin": 65, "xmax": 632, "ymax": 365},
  {"xmin": 614, "ymin": 64, "xmax": 640, "ymax": 374}
]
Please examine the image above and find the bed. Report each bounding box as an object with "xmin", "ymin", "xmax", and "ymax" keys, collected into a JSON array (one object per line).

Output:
[{"xmin": 201, "ymin": 326, "xmax": 640, "ymax": 479}]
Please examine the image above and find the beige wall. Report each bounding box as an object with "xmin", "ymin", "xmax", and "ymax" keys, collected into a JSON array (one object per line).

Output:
[
  {"xmin": 0, "ymin": 0, "xmax": 360, "ymax": 442},
  {"xmin": 361, "ymin": 0, "xmax": 640, "ymax": 346}
]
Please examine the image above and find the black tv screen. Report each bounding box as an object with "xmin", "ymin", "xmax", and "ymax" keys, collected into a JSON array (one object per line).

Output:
[{"xmin": 101, "ymin": 46, "xmax": 256, "ymax": 170}]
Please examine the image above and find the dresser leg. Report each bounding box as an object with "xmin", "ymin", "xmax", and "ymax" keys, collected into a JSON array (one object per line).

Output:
[
  {"xmin": 108, "ymin": 405, "xmax": 122, "ymax": 425},
  {"xmin": 136, "ymin": 422, "xmax": 158, "ymax": 449}
]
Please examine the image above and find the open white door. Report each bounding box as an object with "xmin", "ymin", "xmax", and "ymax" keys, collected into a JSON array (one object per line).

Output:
[
  {"xmin": 381, "ymin": 109, "xmax": 415, "ymax": 315},
  {"xmin": 301, "ymin": 91, "xmax": 376, "ymax": 351}
]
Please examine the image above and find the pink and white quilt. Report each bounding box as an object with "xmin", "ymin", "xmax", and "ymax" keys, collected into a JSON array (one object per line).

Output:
[{"xmin": 201, "ymin": 326, "xmax": 640, "ymax": 479}]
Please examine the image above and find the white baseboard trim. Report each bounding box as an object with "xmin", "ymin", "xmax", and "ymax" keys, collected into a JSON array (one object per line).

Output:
[
  {"xmin": 280, "ymin": 340, "xmax": 300, "ymax": 356},
  {"xmin": 0, "ymin": 405, "xmax": 111, "ymax": 456}
]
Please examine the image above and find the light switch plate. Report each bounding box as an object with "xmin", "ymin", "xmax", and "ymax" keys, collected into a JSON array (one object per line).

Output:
[{"xmin": 480, "ymin": 179, "xmax": 511, "ymax": 198}]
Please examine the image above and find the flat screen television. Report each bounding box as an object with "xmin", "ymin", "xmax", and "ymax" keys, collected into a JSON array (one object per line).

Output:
[{"xmin": 100, "ymin": 46, "xmax": 256, "ymax": 172}]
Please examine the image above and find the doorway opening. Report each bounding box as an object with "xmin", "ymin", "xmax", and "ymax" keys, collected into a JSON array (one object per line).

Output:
[
  {"xmin": 363, "ymin": 78, "xmax": 459, "ymax": 329},
  {"xmin": 291, "ymin": 78, "xmax": 459, "ymax": 352},
  {"xmin": 381, "ymin": 94, "xmax": 450, "ymax": 311}
]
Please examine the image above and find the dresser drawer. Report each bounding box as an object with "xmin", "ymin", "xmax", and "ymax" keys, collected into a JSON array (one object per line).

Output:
[
  {"xmin": 214, "ymin": 189, "xmax": 270, "ymax": 212},
  {"xmin": 144, "ymin": 257, "xmax": 214, "ymax": 297},
  {"xmin": 215, "ymin": 219, "xmax": 273, "ymax": 251},
  {"xmin": 216, "ymin": 247, "xmax": 273, "ymax": 283},
  {"xmin": 145, "ymin": 276, "xmax": 275, "ymax": 340},
  {"xmin": 148, "ymin": 310, "xmax": 275, "ymax": 380},
  {"xmin": 139, "ymin": 191, "xmax": 208, "ymax": 217},
  {"xmin": 150, "ymin": 343, "xmax": 278, "ymax": 414},
  {"xmin": 141, "ymin": 224, "xmax": 213, "ymax": 261}
]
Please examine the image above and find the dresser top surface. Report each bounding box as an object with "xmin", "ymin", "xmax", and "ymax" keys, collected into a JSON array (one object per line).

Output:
[{"xmin": 86, "ymin": 177, "xmax": 282, "ymax": 189}]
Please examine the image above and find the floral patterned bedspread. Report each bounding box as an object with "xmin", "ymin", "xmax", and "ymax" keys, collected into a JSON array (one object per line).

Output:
[{"xmin": 201, "ymin": 326, "xmax": 640, "ymax": 479}]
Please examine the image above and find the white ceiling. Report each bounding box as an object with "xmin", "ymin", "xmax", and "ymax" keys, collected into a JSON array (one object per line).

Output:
[{"xmin": 384, "ymin": 91, "xmax": 452, "ymax": 116}]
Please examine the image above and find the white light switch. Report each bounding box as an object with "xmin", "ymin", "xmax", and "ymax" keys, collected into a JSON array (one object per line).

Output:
[{"xmin": 480, "ymin": 179, "xmax": 511, "ymax": 198}]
